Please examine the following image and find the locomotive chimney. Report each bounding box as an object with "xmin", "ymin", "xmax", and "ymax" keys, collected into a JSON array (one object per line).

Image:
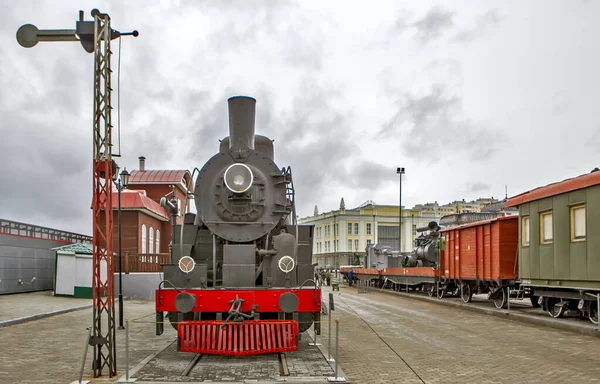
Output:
[
  {"xmin": 227, "ymin": 96, "xmax": 256, "ymax": 150},
  {"xmin": 139, "ymin": 156, "xmax": 146, "ymax": 171}
]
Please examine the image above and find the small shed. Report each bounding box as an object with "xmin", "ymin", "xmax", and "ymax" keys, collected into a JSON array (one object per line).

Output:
[{"xmin": 53, "ymin": 242, "xmax": 98, "ymax": 298}]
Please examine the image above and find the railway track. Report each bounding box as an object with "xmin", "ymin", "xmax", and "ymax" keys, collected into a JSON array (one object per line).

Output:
[{"xmin": 131, "ymin": 335, "xmax": 335, "ymax": 382}]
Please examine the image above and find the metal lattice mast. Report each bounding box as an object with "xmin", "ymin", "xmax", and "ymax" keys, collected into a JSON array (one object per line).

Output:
[
  {"xmin": 16, "ymin": 9, "xmax": 137, "ymax": 378},
  {"xmin": 91, "ymin": 10, "xmax": 116, "ymax": 377}
]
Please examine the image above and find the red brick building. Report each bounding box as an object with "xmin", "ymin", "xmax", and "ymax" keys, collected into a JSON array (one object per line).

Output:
[{"xmin": 109, "ymin": 156, "xmax": 193, "ymax": 256}]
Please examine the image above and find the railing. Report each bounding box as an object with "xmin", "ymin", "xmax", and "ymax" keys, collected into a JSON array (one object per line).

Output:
[
  {"xmin": 0, "ymin": 218, "xmax": 92, "ymax": 243},
  {"xmin": 114, "ymin": 253, "xmax": 170, "ymax": 273}
]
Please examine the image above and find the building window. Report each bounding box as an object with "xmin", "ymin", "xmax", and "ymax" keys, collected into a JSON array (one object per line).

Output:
[
  {"xmin": 367, "ymin": 239, "xmax": 372, "ymax": 246},
  {"xmin": 522, "ymin": 216, "xmax": 530, "ymax": 246},
  {"xmin": 354, "ymin": 223, "xmax": 359, "ymax": 235},
  {"xmin": 141, "ymin": 224, "xmax": 147, "ymax": 254},
  {"xmin": 348, "ymin": 239, "xmax": 352, "ymax": 251},
  {"xmin": 325, "ymin": 256, "xmax": 330, "ymax": 267},
  {"xmin": 540, "ymin": 211, "xmax": 553, "ymax": 244},
  {"xmin": 366, "ymin": 223, "xmax": 372, "ymax": 235},
  {"xmin": 412, "ymin": 224, "xmax": 417, "ymax": 237},
  {"xmin": 156, "ymin": 229, "xmax": 160, "ymax": 253},
  {"xmin": 571, "ymin": 205, "xmax": 586, "ymax": 241},
  {"xmin": 354, "ymin": 239, "xmax": 359, "ymax": 251},
  {"xmin": 149, "ymin": 227, "xmax": 154, "ymax": 253},
  {"xmin": 348, "ymin": 223, "xmax": 352, "ymax": 235},
  {"xmin": 177, "ymin": 199, "xmax": 182, "ymax": 216}
]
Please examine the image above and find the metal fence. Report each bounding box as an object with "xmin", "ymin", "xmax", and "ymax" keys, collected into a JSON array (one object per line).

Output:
[{"xmin": 0, "ymin": 218, "xmax": 91, "ymax": 243}]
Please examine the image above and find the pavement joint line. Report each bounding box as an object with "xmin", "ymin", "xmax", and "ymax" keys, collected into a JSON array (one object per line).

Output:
[
  {"xmin": 114, "ymin": 338, "xmax": 178, "ymax": 383},
  {"xmin": 0, "ymin": 304, "xmax": 93, "ymax": 328},
  {"xmin": 368, "ymin": 286, "xmax": 600, "ymax": 338}
]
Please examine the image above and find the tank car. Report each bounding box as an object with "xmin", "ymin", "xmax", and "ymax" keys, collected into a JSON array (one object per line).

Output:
[{"xmin": 155, "ymin": 96, "xmax": 322, "ymax": 355}]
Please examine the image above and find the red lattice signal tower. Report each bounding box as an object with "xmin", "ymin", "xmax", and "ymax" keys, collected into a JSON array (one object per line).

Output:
[{"xmin": 16, "ymin": 9, "xmax": 137, "ymax": 378}]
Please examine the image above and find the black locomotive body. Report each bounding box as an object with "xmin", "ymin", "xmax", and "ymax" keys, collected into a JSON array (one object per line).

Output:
[{"xmin": 155, "ymin": 96, "xmax": 321, "ymax": 355}]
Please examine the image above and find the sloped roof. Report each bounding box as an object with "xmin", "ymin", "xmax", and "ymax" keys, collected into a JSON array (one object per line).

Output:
[
  {"xmin": 129, "ymin": 170, "xmax": 189, "ymax": 184},
  {"xmin": 505, "ymin": 169, "xmax": 600, "ymax": 207},
  {"xmin": 112, "ymin": 189, "xmax": 169, "ymax": 221},
  {"xmin": 53, "ymin": 242, "xmax": 93, "ymax": 254}
]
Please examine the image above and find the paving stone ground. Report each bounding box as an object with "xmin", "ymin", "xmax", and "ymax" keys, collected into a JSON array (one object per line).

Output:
[
  {"xmin": 320, "ymin": 283, "xmax": 600, "ymax": 384},
  {"xmin": 1, "ymin": 285, "xmax": 600, "ymax": 384},
  {"xmin": 0, "ymin": 291, "xmax": 91, "ymax": 322},
  {"xmin": 0, "ymin": 294, "xmax": 176, "ymax": 384}
]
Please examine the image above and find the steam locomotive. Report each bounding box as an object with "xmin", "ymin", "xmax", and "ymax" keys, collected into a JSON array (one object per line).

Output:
[{"xmin": 155, "ymin": 96, "xmax": 322, "ymax": 355}]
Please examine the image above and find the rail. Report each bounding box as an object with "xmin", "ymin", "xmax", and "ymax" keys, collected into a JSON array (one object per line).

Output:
[{"xmin": 114, "ymin": 253, "xmax": 170, "ymax": 273}]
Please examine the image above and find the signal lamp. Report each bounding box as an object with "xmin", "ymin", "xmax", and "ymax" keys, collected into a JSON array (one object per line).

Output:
[{"xmin": 224, "ymin": 163, "xmax": 253, "ymax": 193}]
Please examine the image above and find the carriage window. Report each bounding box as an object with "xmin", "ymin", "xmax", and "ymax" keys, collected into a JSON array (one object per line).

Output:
[
  {"xmin": 522, "ymin": 216, "xmax": 530, "ymax": 246},
  {"xmin": 540, "ymin": 211, "xmax": 553, "ymax": 244},
  {"xmin": 571, "ymin": 205, "xmax": 586, "ymax": 241}
]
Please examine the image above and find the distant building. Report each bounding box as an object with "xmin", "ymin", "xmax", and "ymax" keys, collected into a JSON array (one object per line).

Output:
[
  {"xmin": 300, "ymin": 196, "xmax": 504, "ymax": 267},
  {"xmin": 104, "ymin": 156, "xmax": 193, "ymax": 256}
]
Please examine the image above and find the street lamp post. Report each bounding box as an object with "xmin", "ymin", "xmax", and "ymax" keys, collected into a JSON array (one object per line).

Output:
[
  {"xmin": 115, "ymin": 167, "xmax": 129, "ymax": 330},
  {"xmin": 396, "ymin": 167, "xmax": 405, "ymax": 255}
]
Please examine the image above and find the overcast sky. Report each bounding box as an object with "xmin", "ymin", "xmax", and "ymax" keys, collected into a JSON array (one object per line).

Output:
[{"xmin": 1, "ymin": 0, "xmax": 598, "ymax": 235}]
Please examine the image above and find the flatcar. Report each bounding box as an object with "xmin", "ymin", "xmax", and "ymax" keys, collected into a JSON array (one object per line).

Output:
[{"xmin": 155, "ymin": 96, "xmax": 322, "ymax": 355}]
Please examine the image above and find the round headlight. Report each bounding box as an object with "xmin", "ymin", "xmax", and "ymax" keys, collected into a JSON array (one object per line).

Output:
[{"xmin": 224, "ymin": 163, "xmax": 253, "ymax": 193}]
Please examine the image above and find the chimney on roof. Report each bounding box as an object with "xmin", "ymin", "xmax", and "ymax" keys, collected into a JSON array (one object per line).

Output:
[{"xmin": 139, "ymin": 156, "xmax": 146, "ymax": 171}]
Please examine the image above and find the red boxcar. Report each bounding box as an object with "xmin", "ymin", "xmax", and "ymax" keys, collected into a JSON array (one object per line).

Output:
[{"xmin": 440, "ymin": 215, "xmax": 518, "ymax": 307}]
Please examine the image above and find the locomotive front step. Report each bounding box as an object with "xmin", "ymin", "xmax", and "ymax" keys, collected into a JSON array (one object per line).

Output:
[{"xmin": 178, "ymin": 319, "xmax": 299, "ymax": 355}]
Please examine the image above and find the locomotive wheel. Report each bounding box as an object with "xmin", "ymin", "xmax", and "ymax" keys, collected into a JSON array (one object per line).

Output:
[
  {"xmin": 460, "ymin": 284, "xmax": 473, "ymax": 303},
  {"xmin": 493, "ymin": 289, "xmax": 506, "ymax": 309},
  {"xmin": 547, "ymin": 299, "xmax": 565, "ymax": 318}
]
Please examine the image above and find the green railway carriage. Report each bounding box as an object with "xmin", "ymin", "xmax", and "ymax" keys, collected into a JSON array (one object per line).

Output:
[{"xmin": 506, "ymin": 169, "xmax": 600, "ymax": 324}]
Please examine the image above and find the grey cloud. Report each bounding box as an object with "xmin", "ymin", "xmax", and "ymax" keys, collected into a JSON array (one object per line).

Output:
[
  {"xmin": 467, "ymin": 182, "xmax": 491, "ymax": 193},
  {"xmin": 412, "ymin": 6, "xmax": 455, "ymax": 44},
  {"xmin": 452, "ymin": 9, "xmax": 502, "ymax": 43},
  {"xmin": 380, "ymin": 84, "xmax": 507, "ymax": 163}
]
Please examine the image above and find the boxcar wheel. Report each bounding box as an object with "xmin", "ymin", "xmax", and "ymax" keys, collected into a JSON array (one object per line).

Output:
[
  {"xmin": 427, "ymin": 284, "xmax": 435, "ymax": 297},
  {"xmin": 493, "ymin": 289, "xmax": 506, "ymax": 309},
  {"xmin": 437, "ymin": 286, "xmax": 445, "ymax": 299},
  {"xmin": 547, "ymin": 299, "xmax": 565, "ymax": 318},
  {"xmin": 460, "ymin": 283, "xmax": 473, "ymax": 303},
  {"xmin": 589, "ymin": 303, "xmax": 598, "ymax": 325}
]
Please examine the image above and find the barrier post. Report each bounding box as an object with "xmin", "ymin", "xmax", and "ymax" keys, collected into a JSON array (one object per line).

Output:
[
  {"xmin": 328, "ymin": 301, "xmax": 332, "ymax": 361},
  {"xmin": 309, "ymin": 320, "xmax": 321, "ymax": 346},
  {"xmin": 597, "ymin": 294, "xmax": 599, "ymax": 331},
  {"xmin": 71, "ymin": 327, "xmax": 91, "ymax": 384},
  {"xmin": 327, "ymin": 320, "xmax": 346, "ymax": 382},
  {"xmin": 507, "ymin": 286, "xmax": 510, "ymax": 313},
  {"xmin": 118, "ymin": 320, "xmax": 136, "ymax": 382}
]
